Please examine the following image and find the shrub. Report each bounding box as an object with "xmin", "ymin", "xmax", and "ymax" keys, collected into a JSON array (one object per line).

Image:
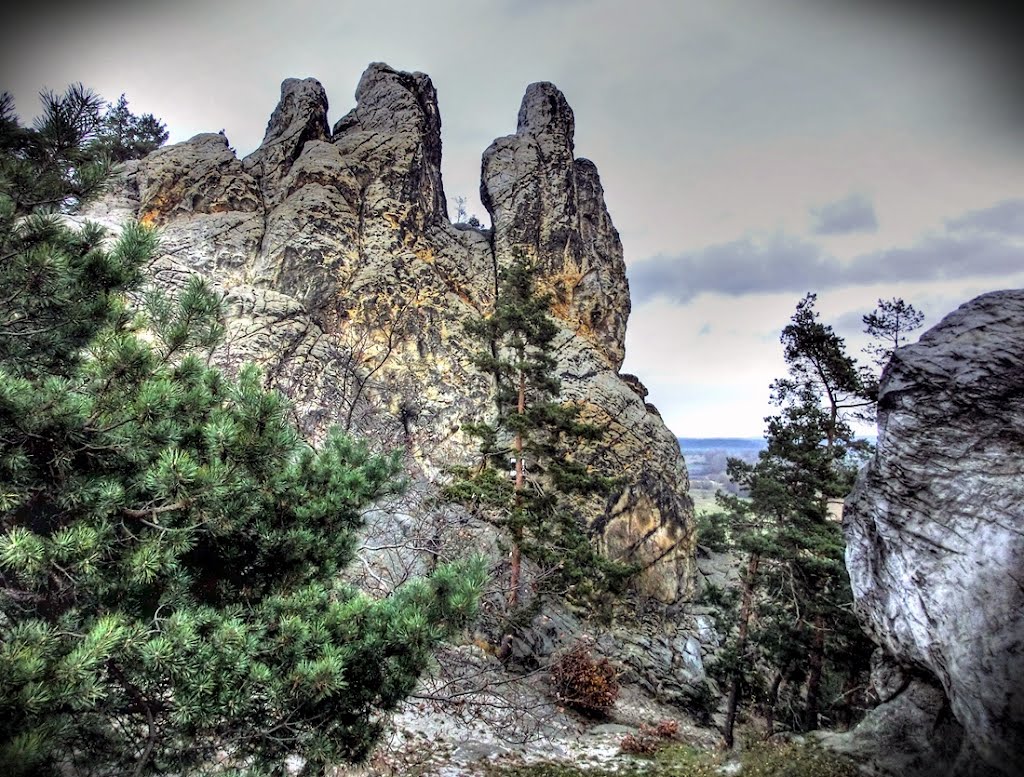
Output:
[
  {"xmin": 619, "ymin": 719, "xmax": 680, "ymax": 755},
  {"xmin": 548, "ymin": 640, "xmax": 620, "ymax": 716},
  {"xmin": 695, "ymin": 510, "xmax": 730, "ymax": 552}
]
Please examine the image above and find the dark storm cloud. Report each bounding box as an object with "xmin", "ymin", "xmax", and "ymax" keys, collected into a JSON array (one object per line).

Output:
[
  {"xmin": 809, "ymin": 193, "xmax": 878, "ymax": 235},
  {"xmin": 629, "ymin": 233, "xmax": 841, "ymax": 303},
  {"xmin": 630, "ymin": 198, "xmax": 1024, "ymax": 304}
]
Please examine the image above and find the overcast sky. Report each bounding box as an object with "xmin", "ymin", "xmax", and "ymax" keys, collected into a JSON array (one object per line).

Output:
[{"xmin": 4, "ymin": 0, "xmax": 1021, "ymax": 437}]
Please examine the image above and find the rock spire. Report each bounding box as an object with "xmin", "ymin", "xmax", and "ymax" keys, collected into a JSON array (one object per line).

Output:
[{"xmin": 83, "ymin": 62, "xmax": 695, "ymax": 602}]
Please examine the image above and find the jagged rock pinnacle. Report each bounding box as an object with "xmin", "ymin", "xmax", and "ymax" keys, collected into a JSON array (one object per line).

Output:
[{"xmin": 81, "ymin": 62, "xmax": 694, "ymax": 602}]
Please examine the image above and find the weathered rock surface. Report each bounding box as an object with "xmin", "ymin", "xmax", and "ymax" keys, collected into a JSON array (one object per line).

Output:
[
  {"xmin": 83, "ymin": 62, "xmax": 695, "ymax": 602},
  {"xmin": 843, "ymin": 290, "xmax": 1024, "ymax": 776},
  {"xmin": 503, "ymin": 600, "xmax": 714, "ymax": 713},
  {"xmin": 818, "ymin": 651, "xmax": 975, "ymax": 777},
  {"xmin": 481, "ymin": 82, "xmax": 630, "ymax": 370}
]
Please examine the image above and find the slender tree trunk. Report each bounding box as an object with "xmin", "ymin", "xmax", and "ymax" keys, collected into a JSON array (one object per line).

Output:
[
  {"xmin": 723, "ymin": 552, "xmax": 760, "ymax": 749},
  {"xmin": 804, "ymin": 612, "xmax": 825, "ymax": 731},
  {"xmin": 499, "ymin": 369, "xmax": 527, "ymax": 662},
  {"xmin": 509, "ymin": 369, "xmax": 526, "ymax": 609},
  {"xmin": 836, "ymin": 667, "xmax": 859, "ymax": 729},
  {"xmin": 765, "ymin": 664, "xmax": 787, "ymax": 737}
]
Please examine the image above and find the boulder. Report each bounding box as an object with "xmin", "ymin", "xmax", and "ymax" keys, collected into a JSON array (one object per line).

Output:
[{"xmin": 843, "ymin": 290, "xmax": 1024, "ymax": 775}]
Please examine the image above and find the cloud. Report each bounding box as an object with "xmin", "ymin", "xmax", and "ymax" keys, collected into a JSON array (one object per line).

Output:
[
  {"xmin": 628, "ymin": 233, "xmax": 840, "ymax": 303},
  {"xmin": 946, "ymin": 198, "xmax": 1024, "ymax": 236},
  {"xmin": 809, "ymin": 192, "xmax": 878, "ymax": 235},
  {"xmin": 630, "ymin": 198, "xmax": 1024, "ymax": 304}
]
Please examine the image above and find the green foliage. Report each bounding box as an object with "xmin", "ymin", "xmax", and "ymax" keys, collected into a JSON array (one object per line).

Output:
[
  {"xmin": 0, "ymin": 93, "xmax": 483, "ymax": 776},
  {"xmin": 93, "ymin": 94, "xmax": 169, "ymax": 163},
  {"xmin": 860, "ymin": 297, "xmax": 924, "ymax": 402},
  {"xmin": 0, "ymin": 86, "xmax": 167, "ymax": 221},
  {"xmin": 695, "ymin": 511, "xmax": 730, "ymax": 553},
  {"xmin": 713, "ymin": 294, "xmax": 875, "ymax": 743},
  {"xmin": 0, "ymin": 86, "xmax": 170, "ymax": 380},
  {"xmin": 447, "ymin": 253, "xmax": 633, "ymax": 608},
  {"xmin": 0, "ymin": 85, "xmax": 110, "ymax": 217}
]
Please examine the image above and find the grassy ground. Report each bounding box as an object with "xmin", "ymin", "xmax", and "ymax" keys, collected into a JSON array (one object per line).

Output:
[
  {"xmin": 690, "ymin": 487, "xmax": 722, "ymax": 514},
  {"xmin": 484, "ymin": 739, "xmax": 861, "ymax": 777}
]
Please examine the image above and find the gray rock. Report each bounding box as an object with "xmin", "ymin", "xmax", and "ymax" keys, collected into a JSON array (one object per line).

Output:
[
  {"xmin": 244, "ymin": 77, "xmax": 329, "ymax": 207},
  {"xmin": 817, "ymin": 674, "xmax": 973, "ymax": 777},
  {"xmin": 138, "ymin": 132, "xmax": 261, "ymax": 223},
  {"xmin": 80, "ymin": 62, "xmax": 695, "ymax": 602},
  {"xmin": 606, "ymin": 614, "xmax": 710, "ymax": 710},
  {"xmin": 692, "ymin": 614, "xmax": 720, "ymax": 649},
  {"xmin": 843, "ymin": 290, "xmax": 1024, "ymax": 775},
  {"xmin": 869, "ymin": 648, "xmax": 909, "ymax": 704},
  {"xmin": 589, "ymin": 723, "xmax": 635, "ymax": 735},
  {"xmin": 481, "ymin": 82, "xmax": 629, "ymax": 370}
]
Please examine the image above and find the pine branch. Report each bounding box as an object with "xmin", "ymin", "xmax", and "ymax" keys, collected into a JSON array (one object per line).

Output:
[{"xmin": 121, "ymin": 502, "xmax": 186, "ymax": 520}]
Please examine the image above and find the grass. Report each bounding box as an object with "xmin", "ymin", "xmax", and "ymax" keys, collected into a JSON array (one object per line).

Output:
[
  {"xmin": 484, "ymin": 739, "xmax": 860, "ymax": 777},
  {"xmin": 689, "ymin": 488, "xmax": 722, "ymax": 514}
]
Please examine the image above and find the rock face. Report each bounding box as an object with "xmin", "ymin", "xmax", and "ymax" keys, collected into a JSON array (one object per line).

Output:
[
  {"xmin": 84, "ymin": 63, "xmax": 695, "ymax": 602},
  {"xmin": 818, "ymin": 650, "xmax": 973, "ymax": 777},
  {"xmin": 843, "ymin": 290, "xmax": 1024, "ymax": 776}
]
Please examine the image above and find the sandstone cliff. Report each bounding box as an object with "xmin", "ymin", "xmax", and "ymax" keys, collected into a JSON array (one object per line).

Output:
[
  {"xmin": 839, "ymin": 290, "xmax": 1024, "ymax": 776},
  {"xmin": 83, "ymin": 63, "xmax": 695, "ymax": 602}
]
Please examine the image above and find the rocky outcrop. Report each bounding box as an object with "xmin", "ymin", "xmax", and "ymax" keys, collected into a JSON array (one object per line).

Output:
[
  {"xmin": 83, "ymin": 62, "xmax": 694, "ymax": 602},
  {"xmin": 818, "ymin": 650, "xmax": 976, "ymax": 776},
  {"xmin": 481, "ymin": 82, "xmax": 630, "ymax": 369},
  {"xmin": 503, "ymin": 600, "xmax": 715, "ymax": 713},
  {"xmin": 843, "ymin": 290, "xmax": 1024, "ymax": 776}
]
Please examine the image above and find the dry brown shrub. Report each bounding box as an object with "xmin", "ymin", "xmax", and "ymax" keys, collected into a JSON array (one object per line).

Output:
[
  {"xmin": 619, "ymin": 719, "xmax": 680, "ymax": 755},
  {"xmin": 548, "ymin": 640, "xmax": 619, "ymax": 717}
]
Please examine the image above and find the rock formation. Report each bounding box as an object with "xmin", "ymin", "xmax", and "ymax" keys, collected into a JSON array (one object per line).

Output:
[
  {"xmin": 82, "ymin": 63, "xmax": 695, "ymax": 602},
  {"xmin": 841, "ymin": 290, "xmax": 1024, "ymax": 776}
]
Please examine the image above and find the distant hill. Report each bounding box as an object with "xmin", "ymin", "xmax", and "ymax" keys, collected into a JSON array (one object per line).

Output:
[
  {"xmin": 678, "ymin": 436, "xmax": 876, "ymax": 512},
  {"xmin": 677, "ymin": 438, "xmax": 765, "ymax": 511},
  {"xmin": 678, "ymin": 437, "xmax": 766, "ymax": 452}
]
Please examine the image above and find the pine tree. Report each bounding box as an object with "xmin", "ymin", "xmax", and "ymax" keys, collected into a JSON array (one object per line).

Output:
[
  {"xmin": 92, "ymin": 94, "xmax": 169, "ymax": 163},
  {"xmin": 446, "ymin": 253, "xmax": 631, "ymax": 652},
  {"xmin": 859, "ymin": 297, "xmax": 925, "ymax": 406},
  {"xmin": 0, "ymin": 85, "xmax": 110, "ymax": 218},
  {"xmin": 0, "ymin": 87, "xmax": 484, "ymax": 777},
  {"xmin": 711, "ymin": 294, "xmax": 874, "ymax": 746}
]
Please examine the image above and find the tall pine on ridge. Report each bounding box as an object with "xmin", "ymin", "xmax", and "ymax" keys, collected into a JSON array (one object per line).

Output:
[
  {"xmin": 712, "ymin": 293, "xmax": 875, "ymax": 746},
  {"xmin": 447, "ymin": 253, "xmax": 631, "ymax": 656}
]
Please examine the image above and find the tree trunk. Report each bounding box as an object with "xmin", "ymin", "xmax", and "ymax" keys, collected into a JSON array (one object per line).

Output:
[
  {"xmin": 507, "ymin": 543, "xmax": 521, "ymax": 609},
  {"xmin": 499, "ymin": 369, "xmax": 527, "ymax": 663},
  {"xmin": 765, "ymin": 665, "xmax": 786, "ymax": 737},
  {"xmin": 836, "ymin": 667, "xmax": 859, "ymax": 729},
  {"xmin": 723, "ymin": 552, "xmax": 760, "ymax": 749},
  {"xmin": 508, "ymin": 369, "xmax": 526, "ymax": 609},
  {"xmin": 804, "ymin": 612, "xmax": 825, "ymax": 731}
]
